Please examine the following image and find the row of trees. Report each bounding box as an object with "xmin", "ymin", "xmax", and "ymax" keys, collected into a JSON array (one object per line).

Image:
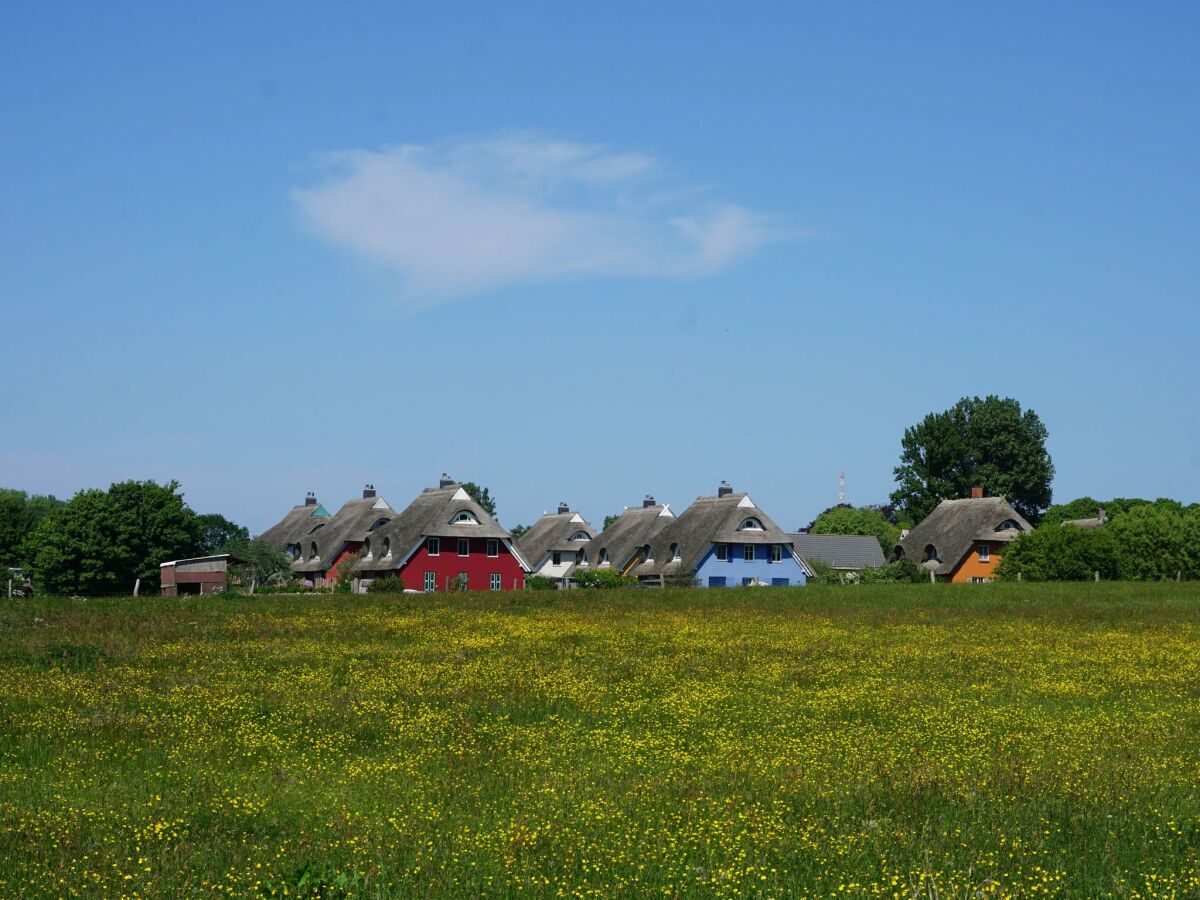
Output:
[
  {"xmin": 997, "ymin": 499, "xmax": 1200, "ymax": 581},
  {"xmin": 3, "ymin": 480, "xmax": 287, "ymax": 595}
]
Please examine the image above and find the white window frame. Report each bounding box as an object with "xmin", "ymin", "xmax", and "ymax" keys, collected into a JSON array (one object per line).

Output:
[
  {"xmin": 424, "ymin": 571, "xmax": 435, "ymax": 592},
  {"xmin": 427, "ymin": 537, "xmax": 440, "ymax": 556},
  {"xmin": 487, "ymin": 538, "xmax": 498, "ymax": 558},
  {"xmin": 490, "ymin": 573, "xmax": 501, "ymax": 591},
  {"xmin": 458, "ymin": 538, "xmax": 469, "ymax": 557},
  {"xmin": 978, "ymin": 543, "xmax": 990, "ymax": 562},
  {"xmin": 743, "ymin": 544, "xmax": 755, "ymax": 561},
  {"xmin": 771, "ymin": 544, "xmax": 783, "ymax": 563}
]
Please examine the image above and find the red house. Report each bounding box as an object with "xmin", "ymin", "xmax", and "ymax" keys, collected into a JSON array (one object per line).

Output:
[{"xmin": 356, "ymin": 475, "xmax": 527, "ymax": 591}]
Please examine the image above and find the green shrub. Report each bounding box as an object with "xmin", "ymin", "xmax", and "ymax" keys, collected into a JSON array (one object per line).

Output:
[
  {"xmin": 571, "ymin": 569, "xmax": 634, "ymax": 589},
  {"xmin": 366, "ymin": 575, "xmax": 406, "ymax": 594},
  {"xmin": 996, "ymin": 525, "xmax": 1119, "ymax": 581},
  {"xmin": 525, "ymin": 575, "xmax": 558, "ymax": 591}
]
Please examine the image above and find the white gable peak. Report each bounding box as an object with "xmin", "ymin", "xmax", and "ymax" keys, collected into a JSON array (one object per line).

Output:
[
  {"xmin": 737, "ymin": 495, "xmax": 756, "ymax": 508},
  {"xmin": 451, "ymin": 487, "xmax": 471, "ymax": 501},
  {"xmin": 569, "ymin": 513, "xmax": 585, "ymax": 523},
  {"xmin": 658, "ymin": 504, "xmax": 675, "ymax": 517},
  {"xmin": 372, "ymin": 498, "xmax": 390, "ymax": 510}
]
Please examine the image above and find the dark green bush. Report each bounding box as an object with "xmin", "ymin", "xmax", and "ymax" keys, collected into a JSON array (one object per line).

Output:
[
  {"xmin": 366, "ymin": 575, "xmax": 406, "ymax": 594},
  {"xmin": 525, "ymin": 575, "xmax": 557, "ymax": 591}
]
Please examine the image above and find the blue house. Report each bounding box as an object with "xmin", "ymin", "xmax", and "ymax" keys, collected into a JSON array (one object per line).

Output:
[{"xmin": 631, "ymin": 482, "xmax": 813, "ymax": 587}]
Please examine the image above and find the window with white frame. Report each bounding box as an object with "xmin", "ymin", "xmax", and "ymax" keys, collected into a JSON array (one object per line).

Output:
[
  {"xmin": 451, "ymin": 510, "xmax": 479, "ymax": 524},
  {"xmin": 716, "ymin": 543, "xmax": 727, "ymax": 561},
  {"xmin": 427, "ymin": 537, "xmax": 440, "ymax": 556},
  {"xmin": 978, "ymin": 543, "xmax": 990, "ymax": 561},
  {"xmin": 743, "ymin": 544, "xmax": 755, "ymax": 561},
  {"xmin": 423, "ymin": 571, "xmax": 435, "ymax": 591},
  {"xmin": 458, "ymin": 538, "xmax": 469, "ymax": 556},
  {"xmin": 490, "ymin": 573, "xmax": 501, "ymax": 591},
  {"xmin": 771, "ymin": 544, "xmax": 783, "ymax": 563},
  {"xmin": 738, "ymin": 518, "xmax": 765, "ymax": 531},
  {"xmin": 487, "ymin": 538, "xmax": 498, "ymax": 557}
]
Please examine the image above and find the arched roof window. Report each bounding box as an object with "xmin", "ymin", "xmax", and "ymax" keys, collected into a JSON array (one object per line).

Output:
[
  {"xmin": 368, "ymin": 517, "xmax": 390, "ymax": 532},
  {"xmin": 923, "ymin": 544, "xmax": 939, "ymax": 563},
  {"xmin": 738, "ymin": 517, "xmax": 765, "ymax": 531},
  {"xmin": 382, "ymin": 537, "xmax": 391, "ymax": 556},
  {"xmin": 310, "ymin": 541, "xmax": 319, "ymax": 560},
  {"xmin": 568, "ymin": 531, "xmax": 591, "ymax": 542},
  {"xmin": 451, "ymin": 510, "xmax": 480, "ymax": 525}
]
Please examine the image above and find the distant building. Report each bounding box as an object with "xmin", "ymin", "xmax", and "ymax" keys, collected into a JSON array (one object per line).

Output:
[
  {"xmin": 1062, "ymin": 508, "xmax": 1108, "ymax": 529},
  {"xmin": 790, "ymin": 534, "xmax": 885, "ymax": 572},
  {"xmin": 160, "ymin": 554, "xmax": 234, "ymax": 596},
  {"xmin": 893, "ymin": 488, "xmax": 1031, "ymax": 583},
  {"xmin": 639, "ymin": 482, "xmax": 813, "ymax": 588},
  {"xmin": 257, "ymin": 491, "xmax": 334, "ymax": 579},
  {"xmin": 590, "ymin": 495, "xmax": 676, "ymax": 576},
  {"xmin": 516, "ymin": 503, "xmax": 597, "ymax": 585},
  {"xmin": 355, "ymin": 475, "xmax": 528, "ymax": 591}
]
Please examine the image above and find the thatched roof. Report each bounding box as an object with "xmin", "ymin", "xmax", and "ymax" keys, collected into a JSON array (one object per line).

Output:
[
  {"xmin": 355, "ymin": 482, "xmax": 527, "ymax": 573},
  {"xmin": 643, "ymin": 490, "xmax": 807, "ymax": 577},
  {"xmin": 294, "ymin": 494, "xmax": 394, "ymax": 573},
  {"xmin": 515, "ymin": 509, "xmax": 596, "ymax": 572},
  {"xmin": 591, "ymin": 501, "xmax": 675, "ymax": 572},
  {"xmin": 895, "ymin": 497, "xmax": 1031, "ymax": 575},
  {"xmin": 257, "ymin": 498, "xmax": 333, "ymax": 550},
  {"xmin": 791, "ymin": 534, "xmax": 886, "ymax": 570}
]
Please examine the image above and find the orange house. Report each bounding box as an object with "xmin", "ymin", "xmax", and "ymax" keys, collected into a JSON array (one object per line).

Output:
[{"xmin": 893, "ymin": 490, "xmax": 1032, "ymax": 583}]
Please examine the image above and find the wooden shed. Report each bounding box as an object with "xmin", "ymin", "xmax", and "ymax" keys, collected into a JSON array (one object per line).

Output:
[{"xmin": 160, "ymin": 554, "xmax": 234, "ymax": 596}]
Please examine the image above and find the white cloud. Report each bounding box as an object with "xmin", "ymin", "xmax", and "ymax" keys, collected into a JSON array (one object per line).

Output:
[{"xmin": 292, "ymin": 135, "xmax": 778, "ymax": 303}]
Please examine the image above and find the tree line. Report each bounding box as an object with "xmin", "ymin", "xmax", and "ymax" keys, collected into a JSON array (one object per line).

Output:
[{"xmin": 1, "ymin": 481, "xmax": 286, "ymax": 595}]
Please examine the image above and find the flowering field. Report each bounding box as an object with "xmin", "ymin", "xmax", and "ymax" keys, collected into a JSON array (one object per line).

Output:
[{"xmin": 2, "ymin": 584, "xmax": 1199, "ymax": 898}]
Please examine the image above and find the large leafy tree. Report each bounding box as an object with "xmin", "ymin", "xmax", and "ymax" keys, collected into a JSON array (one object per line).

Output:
[
  {"xmin": 24, "ymin": 480, "xmax": 201, "ymax": 594},
  {"xmin": 460, "ymin": 482, "xmax": 497, "ymax": 518},
  {"xmin": 810, "ymin": 505, "xmax": 901, "ymax": 555},
  {"xmin": 195, "ymin": 512, "xmax": 249, "ymax": 555},
  {"xmin": 23, "ymin": 489, "xmax": 124, "ymax": 594},
  {"xmin": 0, "ymin": 489, "xmax": 62, "ymax": 569},
  {"xmin": 891, "ymin": 395, "xmax": 1054, "ymax": 524}
]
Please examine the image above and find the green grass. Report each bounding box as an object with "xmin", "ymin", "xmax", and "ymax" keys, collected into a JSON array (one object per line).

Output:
[{"xmin": 1, "ymin": 583, "xmax": 1199, "ymax": 897}]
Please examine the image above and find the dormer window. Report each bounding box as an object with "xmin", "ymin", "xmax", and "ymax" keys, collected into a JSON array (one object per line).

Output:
[
  {"xmin": 923, "ymin": 545, "xmax": 939, "ymax": 563},
  {"xmin": 368, "ymin": 518, "xmax": 390, "ymax": 532},
  {"xmin": 644, "ymin": 544, "xmax": 653, "ymax": 562},
  {"xmin": 568, "ymin": 531, "xmax": 590, "ymax": 542},
  {"xmin": 363, "ymin": 538, "xmax": 372, "ymax": 559},
  {"xmin": 451, "ymin": 510, "xmax": 480, "ymax": 525},
  {"xmin": 382, "ymin": 537, "xmax": 391, "ymax": 556},
  {"xmin": 599, "ymin": 548, "xmax": 609, "ymax": 565},
  {"xmin": 738, "ymin": 518, "xmax": 765, "ymax": 531},
  {"xmin": 996, "ymin": 520, "xmax": 1020, "ymax": 531},
  {"xmin": 310, "ymin": 542, "xmax": 319, "ymax": 560},
  {"xmin": 577, "ymin": 549, "xmax": 588, "ymax": 565},
  {"xmin": 670, "ymin": 543, "xmax": 680, "ymax": 561}
]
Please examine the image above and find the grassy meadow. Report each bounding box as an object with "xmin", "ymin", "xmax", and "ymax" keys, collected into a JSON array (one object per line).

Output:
[{"xmin": 1, "ymin": 583, "xmax": 1199, "ymax": 898}]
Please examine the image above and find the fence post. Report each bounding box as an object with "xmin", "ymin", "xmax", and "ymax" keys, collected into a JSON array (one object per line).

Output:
[
  {"xmin": 6, "ymin": 579, "xmax": 11, "ymax": 598},
  {"xmin": 133, "ymin": 578, "xmax": 140, "ymax": 597},
  {"xmin": 1094, "ymin": 570, "xmax": 1099, "ymax": 583},
  {"xmin": 929, "ymin": 570, "xmax": 935, "ymax": 584},
  {"xmin": 1178, "ymin": 570, "xmax": 1183, "ymax": 582}
]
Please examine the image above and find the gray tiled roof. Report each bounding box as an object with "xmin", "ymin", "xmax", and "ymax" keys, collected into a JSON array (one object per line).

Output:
[{"xmin": 790, "ymin": 534, "xmax": 885, "ymax": 570}]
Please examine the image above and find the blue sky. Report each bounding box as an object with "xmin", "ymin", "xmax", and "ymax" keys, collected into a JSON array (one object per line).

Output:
[{"xmin": 2, "ymin": 2, "xmax": 1198, "ymax": 533}]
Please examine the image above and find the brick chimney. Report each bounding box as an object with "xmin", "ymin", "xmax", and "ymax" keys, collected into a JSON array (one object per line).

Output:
[
  {"xmin": 362, "ymin": 484, "xmax": 376, "ymax": 499},
  {"xmin": 643, "ymin": 495, "xmax": 656, "ymax": 508},
  {"xmin": 305, "ymin": 491, "xmax": 318, "ymax": 506},
  {"xmin": 439, "ymin": 473, "xmax": 455, "ymax": 489},
  {"xmin": 717, "ymin": 481, "xmax": 733, "ymax": 498},
  {"xmin": 970, "ymin": 486, "xmax": 984, "ymax": 499},
  {"xmin": 557, "ymin": 502, "xmax": 570, "ymax": 515}
]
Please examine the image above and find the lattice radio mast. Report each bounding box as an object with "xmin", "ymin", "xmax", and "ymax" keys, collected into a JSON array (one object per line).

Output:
[{"xmin": 839, "ymin": 471, "xmax": 846, "ymax": 505}]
